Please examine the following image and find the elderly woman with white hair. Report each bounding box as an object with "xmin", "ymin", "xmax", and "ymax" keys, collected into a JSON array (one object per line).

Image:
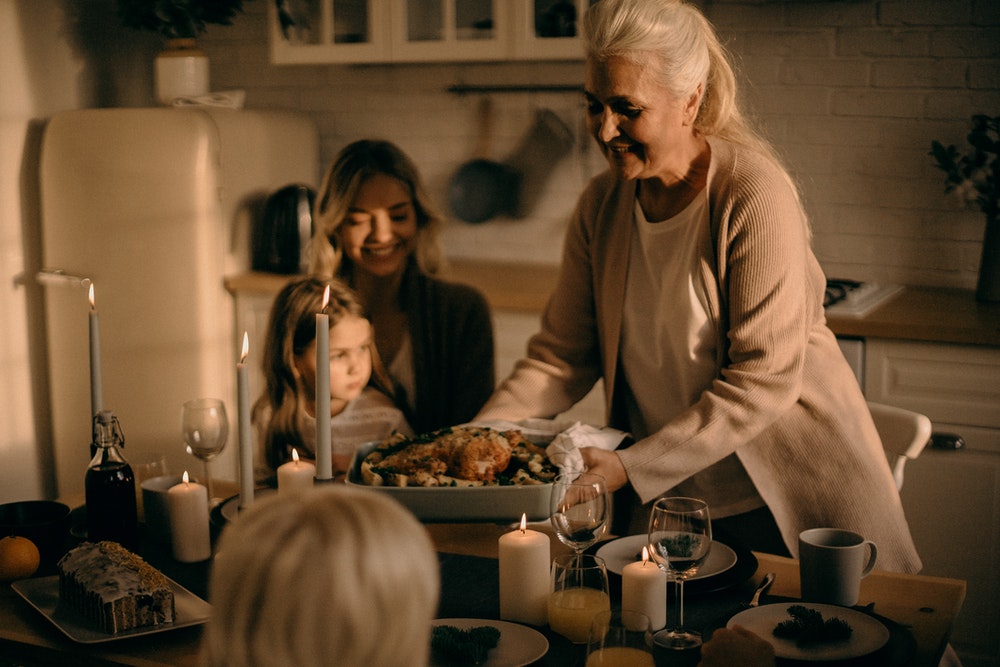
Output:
[
  {"xmin": 203, "ymin": 486, "xmax": 439, "ymax": 667},
  {"xmin": 477, "ymin": 0, "xmax": 921, "ymax": 573}
]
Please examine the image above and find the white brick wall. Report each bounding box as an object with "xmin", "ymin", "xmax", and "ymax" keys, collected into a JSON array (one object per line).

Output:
[{"xmin": 199, "ymin": 0, "xmax": 1000, "ymax": 288}]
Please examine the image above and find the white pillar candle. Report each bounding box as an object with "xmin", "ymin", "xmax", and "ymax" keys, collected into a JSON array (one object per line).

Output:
[
  {"xmin": 278, "ymin": 449, "xmax": 316, "ymax": 494},
  {"xmin": 622, "ymin": 546, "xmax": 668, "ymax": 631},
  {"xmin": 167, "ymin": 471, "xmax": 211, "ymax": 563},
  {"xmin": 499, "ymin": 514, "xmax": 550, "ymax": 626},
  {"xmin": 315, "ymin": 285, "xmax": 332, "ymax": 481},
  {"xmin": 88, "ymin": 284, "xmax": 103, "ymax": 418},
  {"xmin": 237, "ymin": 332, "xmax": 254, "ymax": 509}
]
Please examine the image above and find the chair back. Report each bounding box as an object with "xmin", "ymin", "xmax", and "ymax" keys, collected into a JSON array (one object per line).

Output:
[{"xmin": 867, "ymin": 401, "xmax": 932, "ymax": 491}]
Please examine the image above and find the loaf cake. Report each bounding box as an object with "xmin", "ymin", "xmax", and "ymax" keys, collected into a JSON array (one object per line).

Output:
[{"xmin": 57, "ymin": 541, "xmax": 175, "ymax": 633}]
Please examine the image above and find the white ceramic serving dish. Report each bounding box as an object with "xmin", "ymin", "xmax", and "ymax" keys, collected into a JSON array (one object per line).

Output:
[{"xmin": 345, "ymin": 440, "xmax": 553, "ymax": 522}]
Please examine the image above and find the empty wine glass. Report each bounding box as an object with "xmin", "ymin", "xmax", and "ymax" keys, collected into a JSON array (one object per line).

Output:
[
  {"xmin": 647, "ymin": 497, "xmax": 712, "ymax": 648},
  {"xmin": 181, "ymin": 398, "xmax": 229, "ymax": 503},
  {"xmin": 550, "ymin": 471, "xmax": 610, "ymax": 555}
]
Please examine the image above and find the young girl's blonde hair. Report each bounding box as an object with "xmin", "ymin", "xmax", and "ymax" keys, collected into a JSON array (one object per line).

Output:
[
  {"xmin": 204, "ymin": 486, "xmax": 439, "ymax": 667},
  {"xmin": 252, "ymin": 277, "xmax": 393, "ymax": 472}
]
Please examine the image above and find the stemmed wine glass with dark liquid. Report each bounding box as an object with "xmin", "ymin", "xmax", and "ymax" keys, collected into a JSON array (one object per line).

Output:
[{"xmin": 647, "ymin": 496, "xmax": 712, "ymax": 651}]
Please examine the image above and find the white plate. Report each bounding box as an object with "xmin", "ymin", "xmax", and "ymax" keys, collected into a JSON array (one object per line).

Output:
[
  {"xmin": 596, "ymin": 534, "xmax": 738, "ymax": 578},
  {"xmin": 12, "ymin": 574, "xmax": 211, "ymax": 644},
  {"xmin": 432, "ymin": 618, "xmax": 548, "ymax": 667},
  {"xmin": 727, "ymin": 603, "xmax": 890, "ymax": 661}
]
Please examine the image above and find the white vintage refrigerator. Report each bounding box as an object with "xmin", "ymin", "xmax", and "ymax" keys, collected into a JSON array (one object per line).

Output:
[{"xmin": 39, "ymin": 107, "xmax": 318, "ymax": 497}]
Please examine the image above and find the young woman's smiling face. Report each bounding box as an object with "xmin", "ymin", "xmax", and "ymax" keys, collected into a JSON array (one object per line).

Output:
[
  {"xmin": 336, "ymin": 173, "xmax": 418, "ymax": 279},
  {"xmin": 585, "ymin": 55, "xmax": 701, "ymax": 185}
]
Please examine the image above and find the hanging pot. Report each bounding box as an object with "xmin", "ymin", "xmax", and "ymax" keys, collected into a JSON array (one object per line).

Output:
[
  {"xmin": 447, "ymin": 97, "xmax": 521, "ymax": 224},
  {"xmin": 504, "ymin": 108, "xmax": 575, "ymax": 218},
  {"xmin": 155, "ymin": 38, "xmax": 210, "ymax": 106},
  {"xmin": 976, "ymin": 214, "xmax": 1000, "ymax": 302}
]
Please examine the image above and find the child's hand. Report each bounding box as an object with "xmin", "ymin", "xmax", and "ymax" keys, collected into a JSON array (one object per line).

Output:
[{"xmin": 698, "ymin": 626, "xmax": 775, "ymax": 667}]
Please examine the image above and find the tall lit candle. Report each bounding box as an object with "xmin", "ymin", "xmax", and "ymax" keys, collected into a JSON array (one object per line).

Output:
[
  {"xmin": 167, "ymin": 471, "xmax": 211, "ymax": 562},
  {"xmin": 237, "ymin": 332, "xmax": 254, "ymax": 509},
  {"xmin": 498, "ymin": 514, "xmax": 550, "ymax": 625},
  {"xmin": 315, "ymin": 285, "xmax": 332, "ymax": 481},
  {"xmin": 88, "ymin": 283, "xmax": 103, "ymax": 418},
  {"xmin": 622, "ymin": 546, "xmax": 668, "ymax": 631},
  {"xmin": 278, "ymin": 448, "xmax": 316, "ymax": 494}
]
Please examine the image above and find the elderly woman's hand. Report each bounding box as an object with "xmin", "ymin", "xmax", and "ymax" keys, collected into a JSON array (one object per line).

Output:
[
  {"xmin": 697, "ymin": 626, "xmax": 775, "ymax": 667},
  {"xmin": 579, "ymin": 447, "xmax": 629, "ymax": 492}
]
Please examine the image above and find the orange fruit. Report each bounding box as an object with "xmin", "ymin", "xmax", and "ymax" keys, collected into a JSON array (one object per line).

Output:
[{"xmin": 0, "ymin": 535, "xmax": 41, "ymax": 582}]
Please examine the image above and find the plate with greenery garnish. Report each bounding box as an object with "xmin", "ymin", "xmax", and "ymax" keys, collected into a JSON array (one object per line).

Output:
[
  {"xmin": 431, "ymin": 619, "xmax": 548, "ymax": 667},
  {"xmin": 728, "ymin": 602, "xmax": 889, "ymax": 661}
]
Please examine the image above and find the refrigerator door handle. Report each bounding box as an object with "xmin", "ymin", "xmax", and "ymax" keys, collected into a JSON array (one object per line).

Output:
[{"xmin": 15, "ymin": 268, "xmax": 93, "ymax": 289}]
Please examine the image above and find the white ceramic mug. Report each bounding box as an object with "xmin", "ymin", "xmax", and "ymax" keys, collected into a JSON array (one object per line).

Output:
[{"xmin": 799, "ymin": 528, "xmax": 877, "ymax": 606}]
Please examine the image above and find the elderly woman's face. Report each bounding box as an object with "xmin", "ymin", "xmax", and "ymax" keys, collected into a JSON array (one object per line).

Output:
[{"xmin": 585, "ymin": 55, "xmax": 700, "ymax": 183}]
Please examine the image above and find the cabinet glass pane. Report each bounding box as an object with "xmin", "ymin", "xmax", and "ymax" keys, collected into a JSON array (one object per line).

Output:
[
  {"xmin": 456, "ymin": 0, "xmax": 495, "ymax": 41},
  {"xmin": 276, "ymin": 0, "xmax": 321, "ymax": 44},
  {"xmin": 333, "ymin": 0, "xmax": 369, "ymax": 44},
  {"xmin": 533, "ymin": 0, "xmax": 598, "ymax": 39},
  {"xmin": 407, "ymin": 0, "xmax": 443, "ymax": 42}
]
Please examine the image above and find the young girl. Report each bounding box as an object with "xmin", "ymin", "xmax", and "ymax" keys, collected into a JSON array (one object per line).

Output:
[{"xmin": 252, "ymin": 277, "xmax": 411, "ymax": 482}]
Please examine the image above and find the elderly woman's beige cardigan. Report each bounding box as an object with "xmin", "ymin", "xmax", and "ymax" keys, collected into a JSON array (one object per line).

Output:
[{"xmin": 479, "ymin": 137, "xmax": 921, "ymax": 573}]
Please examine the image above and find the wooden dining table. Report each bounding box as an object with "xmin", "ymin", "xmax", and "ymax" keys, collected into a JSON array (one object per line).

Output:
[{"xmin": 0, "ymin": 493, "xmax": 966, "ymax": 667}]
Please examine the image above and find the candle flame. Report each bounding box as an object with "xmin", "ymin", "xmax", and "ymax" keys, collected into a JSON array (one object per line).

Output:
[
  {"xmin": 88, "ymin": 283, "xmax": 96, "ymax": 309},
  {"xmin": 641, "ymin": 545, "xmax": 650, "ymax": 565},
  {"xmin": 519, "ymin": 513, "xmax": 527, "ymax": 533},
  {"xmin": 182, "ymin": 470, "xmax": 190, "ymax": 484},
  {"xmin": 240, "ymin": 331, "xmax": 249, "ymax": 362},
  {"xmin": 321, "ymin": 284, "xmax": 331, "ymax": 311},
  {"xmin": 291, "ymin": 448, "xmax": 300, "ymax": 463}
]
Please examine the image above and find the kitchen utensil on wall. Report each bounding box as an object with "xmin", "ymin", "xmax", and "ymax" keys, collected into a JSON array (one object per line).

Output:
[
  {"xmin": 448, "ymin": 97, "xmax": 521, "ymax": 224},
  {"xmin": 505, "ymin": 108, "xmax": 574, "ymax": 218}
]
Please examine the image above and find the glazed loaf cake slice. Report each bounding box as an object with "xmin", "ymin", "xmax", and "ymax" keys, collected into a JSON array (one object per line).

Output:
[{"xmin": 57, "ymin": 541, "xmax": 175, "ymax": 633}]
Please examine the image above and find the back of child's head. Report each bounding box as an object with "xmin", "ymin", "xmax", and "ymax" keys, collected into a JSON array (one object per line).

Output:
[{"xmin": 204, "ymin": 486, "xmax": 439, "ymax": 667}]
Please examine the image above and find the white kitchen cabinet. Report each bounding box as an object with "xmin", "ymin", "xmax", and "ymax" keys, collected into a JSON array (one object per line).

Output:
[
  {"xmin": 268, "ymin": 0, "xmax": 596, "ymax": 64},
  {"xmin": 864, "ymin": 338, "xmax": 1000, "ymax": 667}
]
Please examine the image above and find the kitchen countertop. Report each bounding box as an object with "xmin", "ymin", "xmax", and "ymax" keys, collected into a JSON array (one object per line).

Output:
[{"xmin": 225, "ymin": 263, "xmax": 1000, "ymax": 348}]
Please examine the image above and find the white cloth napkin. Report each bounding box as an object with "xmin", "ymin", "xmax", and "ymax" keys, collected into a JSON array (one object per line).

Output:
[
  {"xmin": 546, "ymin": 421, "xmax": 628, "ymax": 472},
  {"xmin": 469, "ymin": 418, "xmax": 629, "ymax": 473}
]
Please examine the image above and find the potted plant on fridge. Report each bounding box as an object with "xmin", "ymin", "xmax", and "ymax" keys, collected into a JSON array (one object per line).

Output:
[
  {"xmin": 931, "ymin": 114, "xmax": 1000, "ymax": 301},
  {"xmin": 115, "ymin": 0, "xmax": 251, "ymax": 105}
]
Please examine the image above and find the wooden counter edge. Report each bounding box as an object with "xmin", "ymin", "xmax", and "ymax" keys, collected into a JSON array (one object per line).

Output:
[{"xmin": 226, "ymin": 269, "xmax": 1000, "ymax": 347}]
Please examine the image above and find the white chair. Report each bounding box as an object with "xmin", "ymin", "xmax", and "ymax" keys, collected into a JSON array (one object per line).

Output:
[{"xmin": 867, "ymin": 401, "xmax": 932, "ymax": 491}]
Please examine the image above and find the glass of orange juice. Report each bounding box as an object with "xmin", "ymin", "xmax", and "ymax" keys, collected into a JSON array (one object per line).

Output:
[
  {"xmin": 586, "ymin": 609, "xmax": 655, "ymax": 667},
  {"xmin": 548, "ymin": 553, "xmax": 611, "ymax": 643}
]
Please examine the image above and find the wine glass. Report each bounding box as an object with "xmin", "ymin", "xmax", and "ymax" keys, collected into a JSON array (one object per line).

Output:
[
  {"xmin": 550, "ymin": 471, "xmax": 610, "ymax": 556},
  {"xmin": 181, "ymin": 398, "xmax": 229, "ymax": 503},
  {"xmin": 647, "ymin": 497, "xmax": 711, "ymax": 648}
]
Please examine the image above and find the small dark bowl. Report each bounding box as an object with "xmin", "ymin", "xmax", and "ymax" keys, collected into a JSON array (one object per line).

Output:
[{"xmin": 0, "ymin": 500, "xmax": 72, "ymax": 572}]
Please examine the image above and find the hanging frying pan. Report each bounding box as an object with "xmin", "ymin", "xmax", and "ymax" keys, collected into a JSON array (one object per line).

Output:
[{"xmin": 447, "ymin": 97, "xmax": 521, "ymax": 224}]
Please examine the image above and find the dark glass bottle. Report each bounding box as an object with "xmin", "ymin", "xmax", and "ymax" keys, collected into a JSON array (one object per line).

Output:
[{"xmin": 85, "ymin": 410, "xmax": 138, "ymax": 551}]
